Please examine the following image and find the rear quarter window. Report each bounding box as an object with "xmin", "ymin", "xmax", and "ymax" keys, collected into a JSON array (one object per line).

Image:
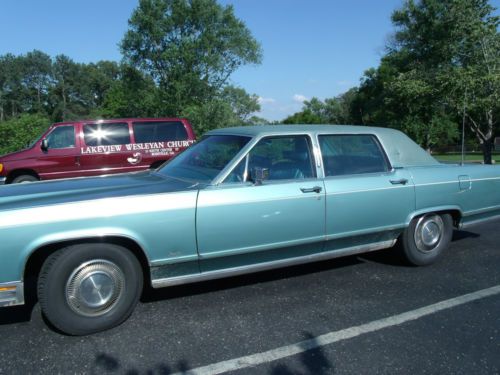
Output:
[
  {"xmin": 319, "ymin": 134, "xmax": 390, "ymax": 176},
  {"xmin": 133, "ymin": 121, "xmax": 188, "ymax": 143}
]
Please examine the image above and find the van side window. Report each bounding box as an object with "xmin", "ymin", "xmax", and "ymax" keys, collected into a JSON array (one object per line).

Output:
[
  {"xmin": 319, "ymin": 134, "xmax": 390, "ymax": 176},
  {"xmin": 83, "ymin": 123, "xmax": 130, "ymax": 146},
  {"xmin": 46, "ymin": 125, "xmax": 75, "ymax": 149},
  {"xmin": 132, "ymin": 121, "xmax": 188, "ymax": 143}
]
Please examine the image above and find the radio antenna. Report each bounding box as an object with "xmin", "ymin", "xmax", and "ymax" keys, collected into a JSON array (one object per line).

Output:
[{"xmin": 461, "ymin": 88, "xmax": 467, "ymax": 166}]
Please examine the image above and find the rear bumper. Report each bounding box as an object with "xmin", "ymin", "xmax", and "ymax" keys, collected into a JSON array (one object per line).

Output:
[
  {"xmin": 0, "ymin": 177, "xmax": 6, "ymax": 185},
  {"xmin": 0, "ymin": 282, "xmax": 24, "ymax": 307}
]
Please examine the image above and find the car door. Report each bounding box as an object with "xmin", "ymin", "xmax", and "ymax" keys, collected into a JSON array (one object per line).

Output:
[
  {"xmin": 319, "ymin": 134, "xmax": 415, "ymax": 250},
  {"xmin": 196, "ymin": 135, "xmax": 326, "ymax": 272}
]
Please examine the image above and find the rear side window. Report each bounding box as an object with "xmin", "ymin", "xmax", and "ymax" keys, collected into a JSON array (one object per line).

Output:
[
  {"xmin": 83, "ymin": 123, "xmax": 130, "ymax": 146},
  {"xmin": 319, "ymin": 134, "xmax": 390, "ymax": 176},
  {"xmin": 132, "ymin": 121, "xmax": 188, "ymax": 143}
]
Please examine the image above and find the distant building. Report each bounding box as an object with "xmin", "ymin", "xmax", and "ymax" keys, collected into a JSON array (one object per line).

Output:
[{"xmin": 495, "ymin": 137, "xmax": 500, "ymax": 151}]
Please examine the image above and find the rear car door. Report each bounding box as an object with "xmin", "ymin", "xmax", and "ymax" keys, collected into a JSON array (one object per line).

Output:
[
  {"xmin": 196, "ymin": 135, "xmax": 326, "ymax": 272},
  {"xmin": 319, "ymin": 134, "xmax": 415, "ymax": 248}
]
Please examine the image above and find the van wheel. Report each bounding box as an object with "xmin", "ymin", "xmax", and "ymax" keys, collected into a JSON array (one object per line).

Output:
[
  {"xmin": 400, "ymin": 213, "xmax": 453, "ymax": 266},
  {"xmin": 38, "ymin": 243, "xmax": 143, "ymax": 335},
  {"xmin": 12, "ymin": 175, "xmax": 38, "ymax": 183}
]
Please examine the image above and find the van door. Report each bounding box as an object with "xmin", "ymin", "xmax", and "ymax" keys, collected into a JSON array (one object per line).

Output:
[
  {"xmin": 79, "ymin": 121, "xmax": 143, "ymax": 176},
  {"xmin": 37, "ymin": 124, "xmax": 81, "ymax": 180}
]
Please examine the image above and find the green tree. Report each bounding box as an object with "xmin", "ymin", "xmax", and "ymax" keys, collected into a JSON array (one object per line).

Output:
[
  {"xmin": 0, "ymin": 113, "xmax": 50, "ymax": 155},
  {"xmin": 181, "ymin": 86, "xmax": 261, "ymax": 134},
  {"xmin": 282, "ymin": 108, "xmax": 323, "ymax": 124},
  {"xmin": 0, "ymin": 54, "xmax": 24, "ymax": 120},
  {"xmin": 22, "ymin": 50, "xmax": 52, "ymax": 114},
  {"xmin": 121, "ymin": 0, "xmax": 262, "ymax": 117},
  {"xmin": 282, "ymin": 91, "xmax": 358, "ymax": 125},
  {"xmin": 390, "ymin": 0, "xmax": 499, "ymax": 162},
  {"xmin": 101, "ymin": 65, "xmax": 159, "ymax": 118}
]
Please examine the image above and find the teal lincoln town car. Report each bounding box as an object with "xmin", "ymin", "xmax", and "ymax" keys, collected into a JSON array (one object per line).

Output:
[{"xmin": 1, "ymin": 125, "xmax": 499, "ymax": 335}]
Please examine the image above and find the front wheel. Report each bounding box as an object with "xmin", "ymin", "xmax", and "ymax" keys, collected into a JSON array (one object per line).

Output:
[
  {"xmin": 400, "ymin": 213, "xmax": 453, "ymax": 266},
  {"xmin": 12, "ymin": 174, "xmax": 38, "ymax": 183},
  {"xmin": 38, "ymin": 243, "xmax": 143, "ymax": 335}
]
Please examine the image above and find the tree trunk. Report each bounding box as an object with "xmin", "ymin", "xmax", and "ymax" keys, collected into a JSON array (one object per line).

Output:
[{"xmin": 482, "ymin": 139, "xmax": 493, "ymax": 164}]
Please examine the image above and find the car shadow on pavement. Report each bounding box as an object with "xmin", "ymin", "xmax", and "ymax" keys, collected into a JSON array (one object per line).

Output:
[
  {"xmin": 358, "ymin": 229, "xmax": 481, "ymax": 267},
  {"xmin": 269, "ymin": 332, "xmax": 335, "ymax": 375},
  {"xmin": 92, "ymin": 352, "xmax": 190, "ymax": 375},
  {"xmin": 142, "ymin": 256, "xmax": 362, "ymax": 303},
  {"xmin": 91, "ymin": 331, "xmax": 334, "ymax": 375}
]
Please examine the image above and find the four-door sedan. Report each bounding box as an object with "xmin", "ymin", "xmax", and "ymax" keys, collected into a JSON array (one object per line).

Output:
[{"xmin": 0, "ymin": 125, "xmax": 499, "ymax": 335}]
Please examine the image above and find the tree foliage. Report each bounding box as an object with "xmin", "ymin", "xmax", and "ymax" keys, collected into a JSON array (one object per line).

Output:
[
  {"xmin": 121, "ymin": 0, "xmax": 263, "ymax": 123},
  {"xmin": 0, "ymin": 113, "xmax": 50, "ymax": 155},
  {"xmin": 283, "ymin": 90, "xmax": 358, "ymax": 125},
  {"xmin": 283, "ymin": 0, "xmax": 498, "ymax": 162}
]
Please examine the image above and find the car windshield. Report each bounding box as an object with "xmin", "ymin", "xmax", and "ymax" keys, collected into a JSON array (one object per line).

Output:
[{"xmin": 157, "ymin": 135, "xmax": 251, "ymax": 183}]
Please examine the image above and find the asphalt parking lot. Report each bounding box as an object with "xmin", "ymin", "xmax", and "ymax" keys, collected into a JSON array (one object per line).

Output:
[{"xmin": 0, "ymin": 220, "xmax": 499, "ymax": 375}]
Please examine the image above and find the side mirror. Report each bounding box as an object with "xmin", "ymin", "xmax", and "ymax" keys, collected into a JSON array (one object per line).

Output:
[
  {"xmin": 41, "ymin": 139, "xmax": 48, "ymax": 151},
  {"xmin": 251, "ymin": 167, "xmax": 269, "ymax": 185}
]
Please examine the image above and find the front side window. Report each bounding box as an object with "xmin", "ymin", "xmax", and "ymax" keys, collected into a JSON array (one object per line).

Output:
[
  {"xmin": 133, "ymin": 121, "xmax": 188, "ymax": 143},
  {"xmin": 225, "ymin": 135, "xmax": 316, "ymax": 183},
  {"xmin": 319, "ymin": 134, "xmax": 390, "ymax": 177},
  {"xmin": 158, "ymin": 135, "xmax": 250, "ymax": 183},
  {"xmin": 46, "ymin": 125, "xmax": 75, "ymax": 149},
  {"xmin": 83, "ymin": 123, "xmax": 130, "ymax": 146}
]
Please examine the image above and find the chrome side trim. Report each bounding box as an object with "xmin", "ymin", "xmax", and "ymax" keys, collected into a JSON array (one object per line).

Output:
[
  {"xmin": 0, "ymin": 177, "xmax": 6, "ymax": 185},
  {"xmin": 151, "ymin": 239, "xmax": 396, "ymax": 288},
  {"xmin": 459, "ymin": 214, "xmax": 500, "ymax": 229},
  {"xmin": 0, "ymin": 281, "xmax": 24, "ymax": 307}
]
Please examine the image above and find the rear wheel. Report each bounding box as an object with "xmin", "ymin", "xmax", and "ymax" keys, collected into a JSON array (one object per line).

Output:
[
  {"xmin": 400, "ymin": 213, "xmax": 453, "ymax": 266},
  {"xmin": 12, "ymin": 174, "xmax": 38, "ymax": 183},
  {"xmin": 38, "ymin": 243, "xmax": 143, "ymax": 335}
]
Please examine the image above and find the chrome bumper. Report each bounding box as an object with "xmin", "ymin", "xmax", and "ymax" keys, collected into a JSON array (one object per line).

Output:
[
  {"xmin": 0, "ymin": 282, "xmax": 24, "ymax": 307},
  {"xmin": 0, "ymin": 177, "xmax": 6, "ymax": 185}
]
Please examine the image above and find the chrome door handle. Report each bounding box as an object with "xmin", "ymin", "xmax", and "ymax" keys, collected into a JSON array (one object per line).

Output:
[
  {"xmin": 390, "ymin": 178, "xmax": 408, "ymax": 185},
  {"xmin": 300, "ymin": 186, "xmax": 322, "ymax": 193}
]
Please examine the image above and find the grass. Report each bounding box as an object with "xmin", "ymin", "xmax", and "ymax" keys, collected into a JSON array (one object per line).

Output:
[{"xmin": 433, "ymin": 152, "xmax": 500, "ymax": 164}]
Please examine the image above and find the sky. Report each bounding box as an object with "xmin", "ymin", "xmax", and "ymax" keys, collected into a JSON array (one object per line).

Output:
[{"xmin": 1, "ymin": 0, "xmax": 499, "ymax": 121}]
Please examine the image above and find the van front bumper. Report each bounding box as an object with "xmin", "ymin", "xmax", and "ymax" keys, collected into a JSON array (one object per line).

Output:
[
  {"xmin": 0, "ymin": 177, "xmax": 6, "ymax": 185},
  {"xmin": 0, "ymin": 282, "xmax": 24, "ymax": 307}
]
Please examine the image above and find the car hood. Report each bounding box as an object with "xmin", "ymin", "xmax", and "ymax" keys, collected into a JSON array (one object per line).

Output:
[
  {"xmin": 0, "ymin": 171, "xmax": 199, "ymax": 211},
  {"xmin": 0, "ymin": 148, "xmax": 33, "ymax": 162}
]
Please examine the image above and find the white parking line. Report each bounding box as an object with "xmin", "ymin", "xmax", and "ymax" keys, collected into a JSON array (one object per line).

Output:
[{"xmin": 172, "ymin": 284, "xmax": 500, "ymax": 375}]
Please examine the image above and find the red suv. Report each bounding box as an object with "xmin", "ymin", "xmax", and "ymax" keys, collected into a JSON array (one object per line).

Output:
[{"xmin": 0, "ymin": 118, "xmax": 196, "ymax": 184}]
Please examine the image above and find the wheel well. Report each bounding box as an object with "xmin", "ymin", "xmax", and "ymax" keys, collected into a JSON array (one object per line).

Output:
[
  {"xmin": 7, "ymin": 169, "xmax": 40, "ymax": 184},
  {"xmin": 23, "ymin": 236, "xmax": 152, "ymax": 303},
  {"xmin": 412, "ymin": 209, "xmax": 462, "ymax": 228},
  {"xmin": 443, "ymin": 210, "xmax": 462, "ymax": 228}
]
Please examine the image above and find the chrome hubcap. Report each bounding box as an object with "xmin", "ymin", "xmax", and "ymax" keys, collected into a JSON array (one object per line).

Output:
[
  {"xmin": 66, "ymin": 260, "xmax": 125, "ymax": 317},
  {"xmin": 414, "ymin": 215, "xmax": 444, "ymax": 252}
]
